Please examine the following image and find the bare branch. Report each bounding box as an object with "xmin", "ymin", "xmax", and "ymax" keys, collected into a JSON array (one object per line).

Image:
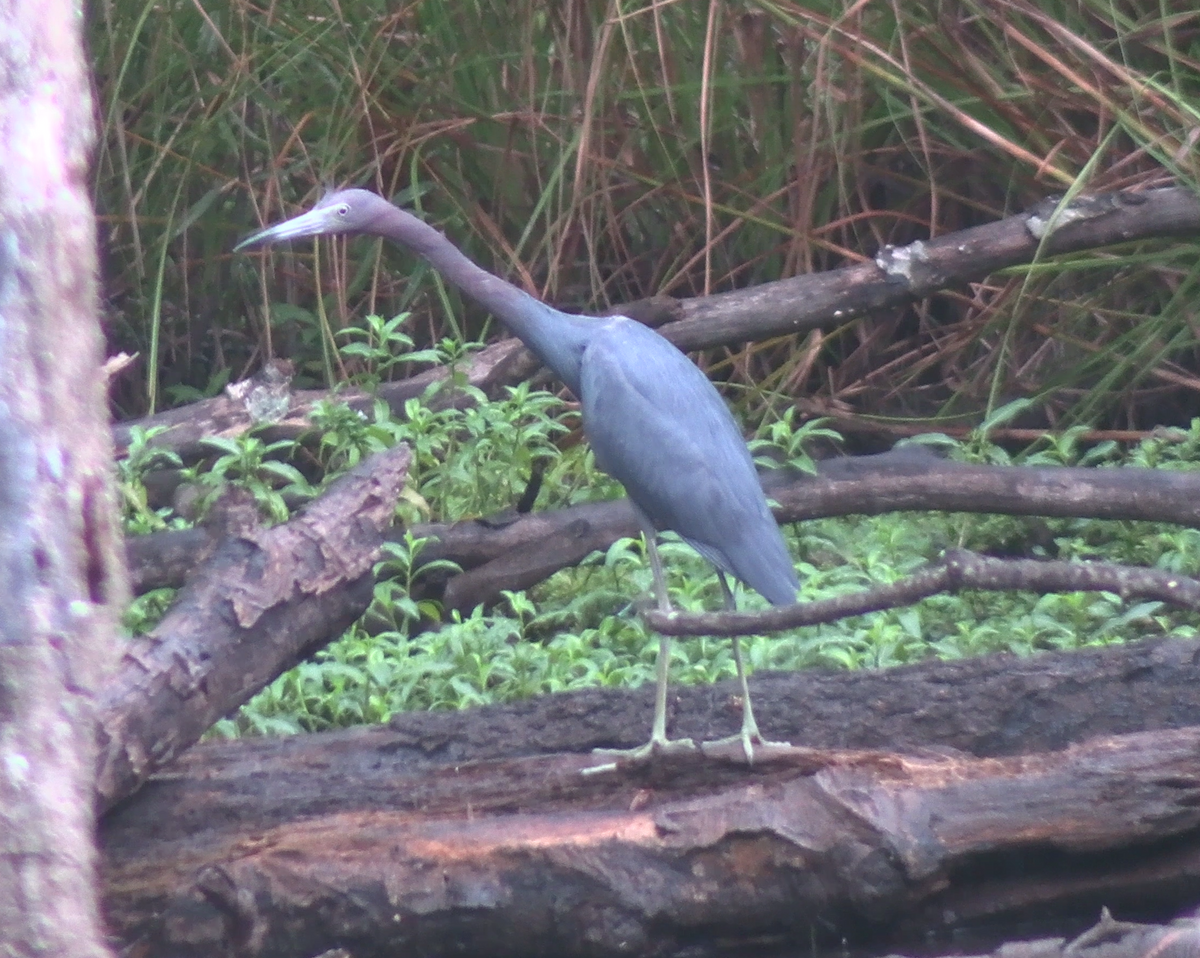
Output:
[
  {"xmin": 647, "ymin": 548, "xmax": 1200, "ymax": 636},
  {"xmin": 125, "ymin": 449, "xmax": 1200, "ymax": 603},
  {"xmin": 647, "ymin": 187, "xmax": 1200, "ymax": 350}
]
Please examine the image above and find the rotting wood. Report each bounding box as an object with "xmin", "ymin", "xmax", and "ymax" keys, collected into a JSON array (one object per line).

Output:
[
  {"xmin": 882, "ymin": 908, "xmax": 1200, "ymax": 958},
  {"xmin": 98, "ymin": 636, "xmax": 1200, "ymax": 956},
  {"xmin": 100, "ymin": 723, "xmax": 1200, "ymax": 958},
  {"xmin": 95, "ymin": 444, "xmax": 412, "ymax": 811},
  {"xmin": 374, "ymin": 635, "xmax": 1200, "ymax": 764}
]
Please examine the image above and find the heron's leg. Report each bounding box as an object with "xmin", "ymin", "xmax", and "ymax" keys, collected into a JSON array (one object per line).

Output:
[
  {"xmin": 586, "ymin": 532, "xmax": 698, "ymax": 772},
  {"xmin": 700, "ymin": 573, "xmax": 792, "ymax": 764},
  {"xmin": 642, "ymin": 533, "xmax": 690, "ymax": 747},
  {"xmin": 722, "ymin": 574, "xmax": 766, "ymax": 749},
  {"xmin": 643, "ymin": 526, "xmax": 672, "ymax": 612}
]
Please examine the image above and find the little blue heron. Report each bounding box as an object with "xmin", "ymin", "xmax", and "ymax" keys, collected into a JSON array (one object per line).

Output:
[{"xmin": 236, "ymin": 189, "xmax": 798, "ymax": 762}]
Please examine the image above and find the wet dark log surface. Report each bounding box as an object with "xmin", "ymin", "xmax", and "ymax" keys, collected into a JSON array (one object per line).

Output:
[
  {"xmin": 101, "ymin": 637, "xmax": 1200, "ymax": 958},
  {"xmin": 910, "ymin": 909, "xmax": 1200, "ymax": 958}
]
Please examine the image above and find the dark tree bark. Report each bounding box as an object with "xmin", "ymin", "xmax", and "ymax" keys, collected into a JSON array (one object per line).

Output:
[
  {"xmin": 924, "ymin": 911, "xmax": 1200, "ymax": 958},
  {"xmin": 99, "ymin": 637, "xmax": 1200, "ymax": 958},
  {"xmin": 95, "ymin": 445, "xmax": 412, "ymax": 812},
  {"xmin": 0, "ymin": 4, "xmax": 126, "ymax": 955}
]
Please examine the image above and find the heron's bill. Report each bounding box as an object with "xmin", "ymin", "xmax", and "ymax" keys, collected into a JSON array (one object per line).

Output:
[
  {"xmin": 233, "ymin": 227, "xmax": 276, "ymax": 252},
  {"xmin": 233, "ymin": 207, "xmax": 331, "ymax": 251}
]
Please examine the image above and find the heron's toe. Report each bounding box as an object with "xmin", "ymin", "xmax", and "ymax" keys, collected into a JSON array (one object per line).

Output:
[
  {"xmin": 700, "ymin": 733, "xmax": 793, "ymax": 765},
  {"xmin": 582, "ymin": 736, "xmax": 699, "ymax": 775}
]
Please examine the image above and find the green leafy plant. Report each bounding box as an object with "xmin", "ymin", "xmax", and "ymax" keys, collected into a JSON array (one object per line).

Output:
[
  {"xmin": 118, "ymin": 426, "xmax": 184, "ymax": 534},
  {"xmin": 751, "ymin": 412, "xmax": 842, "ymax": 474},
  {"xmin": 123, "ymin": 587, "xmax": 177, "ymax": 637},
  {"xmin": 192, "ymin": 432, "xmax": 312, "ymax": 523},
  {"xmin": 336, "ymin": 312, "xmax": 446, "ymax": 389},
  {"xmin": 368, "ymin": 532, "xmax": 462, "ymax": 635}
]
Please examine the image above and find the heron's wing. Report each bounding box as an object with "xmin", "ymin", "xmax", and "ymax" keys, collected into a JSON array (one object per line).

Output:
[{"xmin": 579, "ymin": 319, "xmax": 797, "ymax": 604}]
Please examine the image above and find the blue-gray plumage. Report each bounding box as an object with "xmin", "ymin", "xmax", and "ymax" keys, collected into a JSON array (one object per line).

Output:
[
  {"xmin": 236, "ymin": 189, "xmax": 798, "ymax": 763},
  {"xmin": 580, "ymin": 319, "xmax": 796, "ymax": 606}
]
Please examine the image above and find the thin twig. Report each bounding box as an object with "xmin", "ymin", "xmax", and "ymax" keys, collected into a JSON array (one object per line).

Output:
[{"xmin": 646, "ymin": 549, "xmax": 1200, "ymax": 637}]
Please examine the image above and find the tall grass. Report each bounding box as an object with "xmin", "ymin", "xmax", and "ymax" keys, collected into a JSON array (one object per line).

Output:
[{"xmin": 91, "ymin": 0, "xmax": 1200, "ymax": 429}]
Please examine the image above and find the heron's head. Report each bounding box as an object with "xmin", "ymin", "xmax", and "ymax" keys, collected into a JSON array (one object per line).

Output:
[{"xmin": 235, "ymin": 189, "xmax": 394, "ymax": 251}]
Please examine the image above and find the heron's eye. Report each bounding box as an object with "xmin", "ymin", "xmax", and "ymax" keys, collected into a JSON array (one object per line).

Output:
[{"xmin": 336, "ymin": 204, "xmax": 350, "ymax": 217}]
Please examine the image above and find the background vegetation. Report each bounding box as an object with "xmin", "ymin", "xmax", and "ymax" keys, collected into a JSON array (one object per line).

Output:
[{"xmin": 95, "ymin": 0, "xmax": 1200, "ymax": 734}]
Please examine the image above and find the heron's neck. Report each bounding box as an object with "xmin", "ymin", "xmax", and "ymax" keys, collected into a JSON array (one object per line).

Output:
[{"xmin": 380, "ymin": 206, "xmax": 594, "ymax": 395}]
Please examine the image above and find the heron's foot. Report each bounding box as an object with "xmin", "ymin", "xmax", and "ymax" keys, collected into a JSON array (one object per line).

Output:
[
  {"xmin": 583, "ymin": 735, "xmax": 699, "ymax": 775},
  {"xmin": 700, "ymin": 730, "xmax": 793, "ymax": 765}
]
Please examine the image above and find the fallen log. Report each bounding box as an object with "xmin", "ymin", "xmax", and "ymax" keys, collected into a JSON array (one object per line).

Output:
[
  {"xmin": 96, "ymin": 444, "xmax": 412, "ymax": 810},
  {"xmin": 100, "ymin": 636, "xmax": 1200, "ymax": 957},
  {"xmin": 100, "ymin": 722, "xmax": 1200, "ymax": 958},
  {"xmin": 895, "ymin": 909, "xmax": 1200, "ymax": 958}
]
